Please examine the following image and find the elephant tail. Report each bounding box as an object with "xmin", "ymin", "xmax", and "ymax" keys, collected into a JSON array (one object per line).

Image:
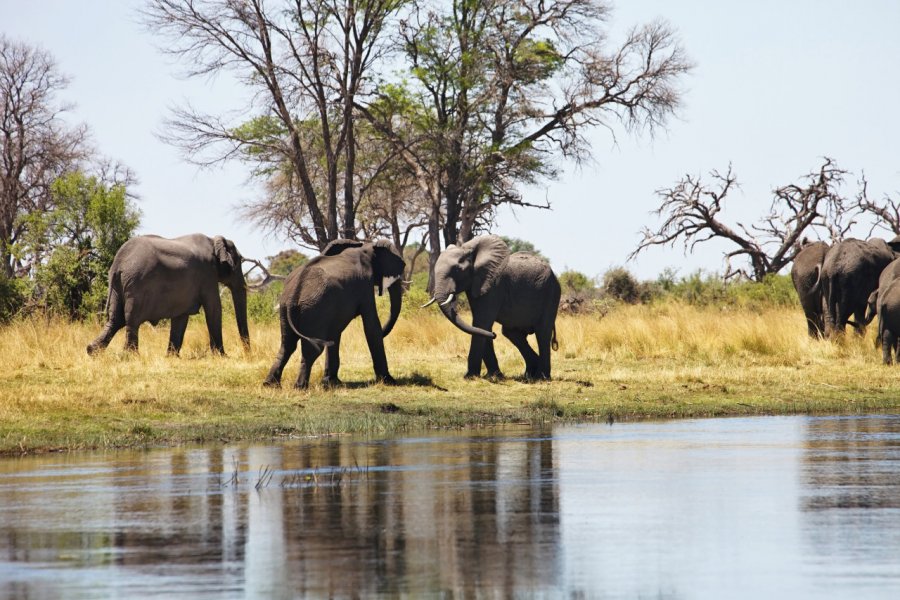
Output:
[
  {"xmin": 285, "ymin": 305, "xmax": 334, "ymax": 349},
  {"xmin": 809, "ymin": 264, "xmax": 823, "ymax": 295},
  {"xmin": 551, "ymin": 326, "xmax": 559, "ymax": 351},
  {"xmin": 105, "ymin": 273, "xmax": 124, "ymax": 324}
]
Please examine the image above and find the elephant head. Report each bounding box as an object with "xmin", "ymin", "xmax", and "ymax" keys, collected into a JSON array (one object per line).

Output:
[
  {"xmin": 213, "ymin": 235, "xmax": 250, "ymax": 349},
  {"xmin": 426, "ymin": 235, "xmax": 508, "ymax": 339},
  {"xmin": 322, "ymin": 238, "xmax": 406, "ymax": 336}
]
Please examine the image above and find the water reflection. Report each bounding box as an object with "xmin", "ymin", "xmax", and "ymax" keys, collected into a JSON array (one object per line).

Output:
[
  {"xmin": 0, "ymin": 416, "xmax": 897, "ymax": 598},
  {"xmin": 0, "ymin": 431, "xmax": 561, "ymax": 598}
]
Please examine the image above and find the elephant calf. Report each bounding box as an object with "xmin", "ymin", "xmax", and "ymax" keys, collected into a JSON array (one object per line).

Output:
[
  {"xmin": 263, "ymin": 239, "xmax": 406, "ymax": 389},
  {"xmin": 87, "ymin": 234, "xmax": 250, "ymax": 355}
]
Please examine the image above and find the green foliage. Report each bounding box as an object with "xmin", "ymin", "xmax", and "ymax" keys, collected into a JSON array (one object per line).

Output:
[
  {"xmin": 652, "ymin": 270, "xmax": 798, "ymax": 309},
  {"xmin": 23, "ymin": 171, "xmax": 140, "ymax": 319},
  {"xmin": 602, "ymin": 267, "xmax": 652, "ymax": 304},
  {"xmin": 247, "ymin": 281, "xmax": 284, "ymax": 324},
  {"xmin": 267, "ymin": 249, "xmax": 309, "ymax": 276},
  {"xmin": 501, "ymin": 236, "xmax": 545, "ymax": 258},
  {"xmin": 0, "ymin": 273, "xmax": 29, "ymax": 322},
  {"xmin": 559, "ymin": 270, "xmax": 594, "ymax": 294}
]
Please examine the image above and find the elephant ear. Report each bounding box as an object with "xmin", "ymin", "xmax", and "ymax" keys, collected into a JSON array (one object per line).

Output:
[
  {"xmin": 323, "ymin": 239, "xmax": 364, "ymax": 256},
  {"xmin": 888, "ymin": 235, "xmax": 900, "ymax": 254},
  {"xmin": 466, "ymin": 235, "xmax": 510, "ymax": 297},
  {"xmin": 373, "ymin": 239, "xmax": 405, "ymax": 277},
  {"xmin": 213, "ymin": 236, "xmax": 235, "ymax": 277}
]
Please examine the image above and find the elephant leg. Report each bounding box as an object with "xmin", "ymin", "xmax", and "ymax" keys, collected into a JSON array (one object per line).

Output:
[
  {"xmin": 295, "ymin": 338, "xmax": 324, "ymax": 390},
  {"xmin": 124, "ymin": 325, "xmax": 140, "ymax": 352},
  {"xmin": 852, "ymin": 308, "xmax": 868, "ymax": 336},
  {"xmin": 361, "ymin": 306, "xmax": 395, "ymax": 384},
  {"xmin": 535, "ymin": 327, "xmax": 553, "ymax": 380},
  {"xmin": 883, "ymin": 328, "xmax": 895, "ymax": 365},
  {"xmin": 201, "ymin": 289, "xmax": 225, "ymax": 354},
  {"xmin": 87, "ymin": 317, "xmax": 124, "ymax": 355},
  {"xmin": 88, "ymin": 287, "xmax": 126, "ymax": 354},
  {"xmin": 264, "ymin": 308, "xmax": 299, "ymax": 388},
  {"xmin": 482, "ymin": 338, "xmax": 503, "ymax": 379},
  {"xmin": 322, "ymin": 333, "xmax": 343, "ymax": 387},
  {"xmin": 167, "ymin": 314, "xmax": 190, "ymax": 356},
  {"xmin": 501, "ymin": 326, "xmax": 540, "ymax": 379}
]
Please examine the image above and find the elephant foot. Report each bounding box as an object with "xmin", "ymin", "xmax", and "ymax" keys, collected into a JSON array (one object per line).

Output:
[
  {"xmin": 376, "ymin": 374, "xmax": 398, "ymax": 386},
  {"xmin": 485, "ymin": 370, "xmax": 505, "ymax": 381},
  {"xmin": 464, "ymin": 372, "xmax": 481, "ymax": 380},
  {"xmin": 86, "ymin": 343, "xmax": 100, "ymax": 356},
  {"xmin": 321, "ymin": 376, "xmax": 343, "ymax": 389},
  {"xmin": 262, "ymin": 378, "xmax": 282, "ymax": 389},
  {"xmin": 524, "ymin": 370, "xmax": 551, "ymax": 382}
]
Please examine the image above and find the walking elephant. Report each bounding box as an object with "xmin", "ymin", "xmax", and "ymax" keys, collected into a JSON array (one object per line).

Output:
[
  {"xmin": 791, "ymin": 240, "xmax": 829, "ymax": 338},
  {"xmin": 819, "ymin": 237, "xmax": 900, "ymax": 337},
  {"xmin": 873, "ymin": 279, "xmax": 900, "ymax": 364},
  {"xmin": 423, "ymin": 235, "xmax": 561, "ymax": 380},
  {"xmin": 263, "ymin": 239, "xmax": 405, "ymax": 389},
  {"xmin": 86, "ymin": 234, "xmax": 250, "ymax": 355}
]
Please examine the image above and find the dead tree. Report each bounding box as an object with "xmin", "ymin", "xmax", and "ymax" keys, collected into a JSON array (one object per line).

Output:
[
  {"xmin": 631, "ymin": 158, "xmax": 854, "ymax": 281},
  {"xmin": 855, "ymin": 174, "xmax": 900, "ymax": 236}
]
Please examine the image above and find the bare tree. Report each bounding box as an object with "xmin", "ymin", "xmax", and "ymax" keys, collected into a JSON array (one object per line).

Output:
[
  {"xmin": 360, "ymin": 0, "xmax": 692, "ymax": 287},
  {"xmin": 855, "ymin": 174, "xmax": 900, "ymax": 236},
  {"xmin": 631, "ymin": 158, "xmax": 855, "ymax": 281},
  {"xmin": 142, "ymin": 0, "xmax": 403, "ymax": 251},
  {"xmin": 0, "ymin": 36, "xmax": 88, "ymax": 277}
]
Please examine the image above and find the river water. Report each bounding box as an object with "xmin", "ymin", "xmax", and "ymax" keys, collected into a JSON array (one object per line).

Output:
[{"xmin": 0, "ymin": 415, "xmax": 898, "ymax": 598}]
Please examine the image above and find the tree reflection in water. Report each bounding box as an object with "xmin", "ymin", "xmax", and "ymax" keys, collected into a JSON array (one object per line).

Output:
[{"xmin": 0, "ymin": 429, "xmax": 561, "ymax": 598}]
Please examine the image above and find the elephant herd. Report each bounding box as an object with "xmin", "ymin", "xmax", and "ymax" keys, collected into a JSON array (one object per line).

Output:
[
  {"xmin": 86, "ymin": 233, "xmax": 561, "ymax": 388},
  {"xmin": 791, "ymin": 236, "xmax": 900, "ymax": 363}
]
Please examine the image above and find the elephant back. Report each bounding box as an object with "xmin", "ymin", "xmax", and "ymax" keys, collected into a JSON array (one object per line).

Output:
[
  {"xmin": 791, "ymin": 241, "xmax": 828, "ymax": 291},
  {"xmin": 504, "ymin": 253, "xmax": 560, "ymax": 298}
]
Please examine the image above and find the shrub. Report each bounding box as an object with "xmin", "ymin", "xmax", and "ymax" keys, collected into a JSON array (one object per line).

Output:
[
  {"xmin": 602, "ymin": 267, "xmax": 654, "ymax": 304},
  {"xmin": 559, "ymin": 270, "xmax": 595, "ymax": 294},
  {"xmin": 0, "ymin": 273, "xmax": 28, "ymax": 322}
]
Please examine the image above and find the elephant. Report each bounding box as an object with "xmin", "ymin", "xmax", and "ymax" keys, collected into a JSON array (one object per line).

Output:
[
  {"xmin": 263, "ymin": 239, "xmax": 405, "ymax": 389},
  {"xmin": 423, "ymin": 235, "xmax": 561, "ymax": 380},
  {"xmin": 86, "ymin": 234, "xmax": 250, "ymax": 355},
  {"xmin": 871, "ymin": 279, "xmax": 900, "ymax": 364},
  {"xmin": 818, "ymin": 237, "xmax": 900, "ymax": 337},
  {"xmin": 790, "ymin": 240, "xmax": 829, "ymax": 338}
]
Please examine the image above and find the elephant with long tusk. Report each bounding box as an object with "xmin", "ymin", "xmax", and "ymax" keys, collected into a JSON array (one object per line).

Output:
[{"xmin": 423, "ymin": 235, "xmax": 561, "ymax": 380}]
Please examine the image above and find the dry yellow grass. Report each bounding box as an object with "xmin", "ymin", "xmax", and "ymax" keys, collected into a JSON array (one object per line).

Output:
[{"xmin": 0, "ymin": 301, "xmax": 898, "ymax": 454}]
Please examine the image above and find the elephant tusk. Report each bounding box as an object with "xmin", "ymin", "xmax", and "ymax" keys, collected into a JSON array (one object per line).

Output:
[
  {"xmin": 421, "ymin": 297, "xmax": 437, "ymax": 308},
  {"xmin": 440, "ymin": 293, "xmax": 455, "ymax": 306}
]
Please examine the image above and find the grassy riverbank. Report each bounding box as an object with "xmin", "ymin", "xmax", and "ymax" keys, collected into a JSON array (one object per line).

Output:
[{"xmin": 1, "ymin": 303, "xmax": 899, "ymax": 454}]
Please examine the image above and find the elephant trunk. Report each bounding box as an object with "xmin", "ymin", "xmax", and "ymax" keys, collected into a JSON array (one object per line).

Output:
[
  {"xmin": 231, "ymin": 284, "xmax": 251, "ymax": 350},
  {"xmin": 437, "ymin": 295, "xmax": 496, "ymax": 339},
  {"xmin": 382, "ymin": 281, "xmax": 402, "ymax": 337}
]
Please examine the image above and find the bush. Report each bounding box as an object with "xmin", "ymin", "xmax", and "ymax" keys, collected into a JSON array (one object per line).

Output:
[
  {"xmin": 602, "ymin": 267, "xmax": 655, "ymax": 304},
  {"xmin": 654, "ymin": 270, "xmax": 798, "ymax": 309},
  {"xmin": 559, "ymin": 270, "xmax": 595, "ymax": 294},
  {"xmin": 0, "ymin": 273, "xmax": 29, "ymax": 322},
  {"xmin": 245, "ymin": 281, "xmax": 283, "ymax": 323}
]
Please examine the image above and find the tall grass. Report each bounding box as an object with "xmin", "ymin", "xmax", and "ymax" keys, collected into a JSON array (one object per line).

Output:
[{"xmin": 0, "ymin": 299, "xmax": 897, "ymax": 453}]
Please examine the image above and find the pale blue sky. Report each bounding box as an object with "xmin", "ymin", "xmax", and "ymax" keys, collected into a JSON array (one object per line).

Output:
[{"xmin": 4, "ymin": 0, "xmax": 900, "ymax": 280}]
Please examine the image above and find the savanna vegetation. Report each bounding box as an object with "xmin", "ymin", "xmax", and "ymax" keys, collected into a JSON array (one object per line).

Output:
[
  {"xmin": 4, "ymin": 3, "xmax": 900, "ymax": 457},
  {"xmin": 3, "ymin": 270, "xmax": 900, "ymax": 455}
]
